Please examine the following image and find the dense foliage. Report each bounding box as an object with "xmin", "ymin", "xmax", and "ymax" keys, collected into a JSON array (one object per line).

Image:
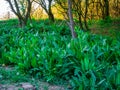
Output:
[{"xmin": 0, "ymin": 19, "xmax": 120, "ymax": 89}]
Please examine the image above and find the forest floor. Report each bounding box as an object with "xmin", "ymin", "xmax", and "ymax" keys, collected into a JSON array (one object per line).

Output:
[
  {"xmin": 0, "ymin": 66, "xmax": 66, "ymax": 90},
  {"xmin": 90, "ymin": 18, "xmax": 120, "ymax": 38}
]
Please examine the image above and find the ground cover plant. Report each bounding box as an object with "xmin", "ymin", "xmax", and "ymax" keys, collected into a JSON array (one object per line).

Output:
[{"xmin": 0, "ymin": 19, "xmax": 120, "ymax": 90}]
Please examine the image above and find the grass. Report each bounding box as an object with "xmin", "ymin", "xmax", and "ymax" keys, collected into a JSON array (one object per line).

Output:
[
  {"xmin": 0, "ymin": 66, "xmax": 66, "ymax": 90},
  {"xmin": 89, "ymin": 18, "xmax": 120, "ymax": 38},
  {"xmin": 0, "ymin": 66, "xmax": 30, "ymax": 84},
  {"xmin": 0, "ymin": 18, "xmax": 120, "ymax": 90}
]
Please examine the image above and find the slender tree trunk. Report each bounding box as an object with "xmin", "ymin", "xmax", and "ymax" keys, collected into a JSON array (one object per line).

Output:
[
  {"xmin": 48, "ymin": 0, "xmax": 54, "ymax": 22},
  {"xmin": 84, "ymin": 0, "xmax": 89, "ymax": 31},
  {"xmin": 18, "ymin": 18, "xmax": 25, "ymax": 27},
  {"xmin": 104, "ymin": 0, "xmax": 109, "ymax": 19},
  {"xmin": 48, "ymin": 11, "xmax": 54, "ymax": 22},
  {"xmin": 78, "ymin": 15, "xmax": 84, "ymax": 30},
  {"xmin": 6, "ymin": 0, "xmax": 32, "ymax": 28},
  {"xmin": 78, "ymin": 0, "xmax": 84, "ymax": 30},
  {"xmin": 68, "ymin": 0, "xmax": 77, "ymax": 38},
  {"xmin": 18, "ymin": 17, "xmax": 23, "ymax": 27},
  {"xmin": 102, "ymin": 0, "xmax": 109, "ymax": 20}
]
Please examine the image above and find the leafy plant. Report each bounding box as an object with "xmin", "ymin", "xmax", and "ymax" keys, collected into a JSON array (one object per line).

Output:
[{"xmin": 0, "ymin": 19, "xmax": 120, "ymax": 89}]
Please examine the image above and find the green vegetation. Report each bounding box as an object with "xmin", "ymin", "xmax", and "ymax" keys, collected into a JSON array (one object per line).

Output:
[
  {"xmin": 89, "ymin": 18, "xmax": 120, "ymax": 38},
  {"xmin": 0, "ymin": 19, "xmax": 120, "ymax": 89},
  {"xmin": 0, "ymin": 66, "xmax": 30, "ymax": 84}
]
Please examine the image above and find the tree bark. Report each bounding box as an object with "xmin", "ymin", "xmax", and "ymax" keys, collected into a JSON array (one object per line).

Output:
[
  {"xmin": 48, "ymin": 0, "xmax": 54, "ymax": 22},
  {"xmin": 35, "ymin": 0, "xmax": 54, "ymax": 22},
  {"xmin": 48, "ymin": 12, "xmax": 54, "ymax": 22},
  {"xmin": 102, "ymin": 0, "xmax": 109, "ymax": 20},
  {"xmin": 68, "ymin": 0, "xmax": 77, "ymax": 38},
  {"xmin": 84, "ymin": 0, "xmax": 89, "ymax": 31},
  {"xmin": 104, "ymin": 0, "xmax": 109, "ymax": 19},
  {"xmin": 6, "ymin": 0, "xmax": 33, "ymax": 27}
]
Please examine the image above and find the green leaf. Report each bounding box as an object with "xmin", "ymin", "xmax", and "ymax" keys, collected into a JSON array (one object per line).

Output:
[{"xmin": 31, "ymin": 58, "xmax": 37, "ymax": 68}]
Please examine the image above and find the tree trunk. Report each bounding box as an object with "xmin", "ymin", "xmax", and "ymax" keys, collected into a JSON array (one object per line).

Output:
[
  {"xmin": 48, "ymin": 11, "xmax": 54, "ymax": 22},
  {"xmin": 78, "ymin": 15, "xmax": 84, "ymax": 30},
  {"xmin": 77, "ymin": 0, "xmax": 84, "ymax": 30},
  {"xmin": 104, "ymin": 0, "xmax": 109, "ymax": 17},
  {"xmin": 48, "ymin": 0, "xmax": 54, "ymax": 22},
  {"xmin": 6, "ymin": 0, "xmax": 32, "ymax": 28},
  {"xmin": 18, "ymin": 19, "xmax": 25, "ymax": 27},
  {"xmin": 84, "ymin": 0, "xmax": 89, "ymax": 31},
  {"xmin": 68, "ymin": 0, "xmax": 77, "ymax": 38},
  {"xmin": 103, "ymin": 0, "xmax": 109, "ymax": 20}
]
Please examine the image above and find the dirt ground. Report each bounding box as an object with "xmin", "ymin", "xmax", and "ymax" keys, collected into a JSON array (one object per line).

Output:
[
  {"xmin": 0, "ymin": 66, "xmax": 66, "ymax": 90},
  {"xmin": 0, "ymin": 82, "xmax": 65, "ymax": 90}
]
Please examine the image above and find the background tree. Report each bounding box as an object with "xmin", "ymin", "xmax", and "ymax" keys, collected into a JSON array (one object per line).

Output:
[
  {"xmin": 84, "ymin": 0, "xmax": 89, "ymax": 30},
  {"xmin": 6, "ymin": 0, "xmax": 34, "ymax": 27},
  {"xmin": 73, "ymin": 0, "xmax": 84, "ymax": 30},
  {"xmin": 102, "ymin": 0, "xmax": 110, "ymax": 20},
  {"xmin": 55, "ymin": 0, "xmax": 90, "ymax": 31},
  {"xmin": 68, "ymin": 0, "xmax": 76, "ymax": 38},
  {"xmin": 34, "ymin": 0, "xmax": 55, "ymax": 22}
]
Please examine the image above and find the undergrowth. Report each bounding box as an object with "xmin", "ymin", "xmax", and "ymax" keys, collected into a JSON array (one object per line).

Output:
[{"xmin": 0, "ymin": 19, "xmax": 120, "ymax": 89}]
